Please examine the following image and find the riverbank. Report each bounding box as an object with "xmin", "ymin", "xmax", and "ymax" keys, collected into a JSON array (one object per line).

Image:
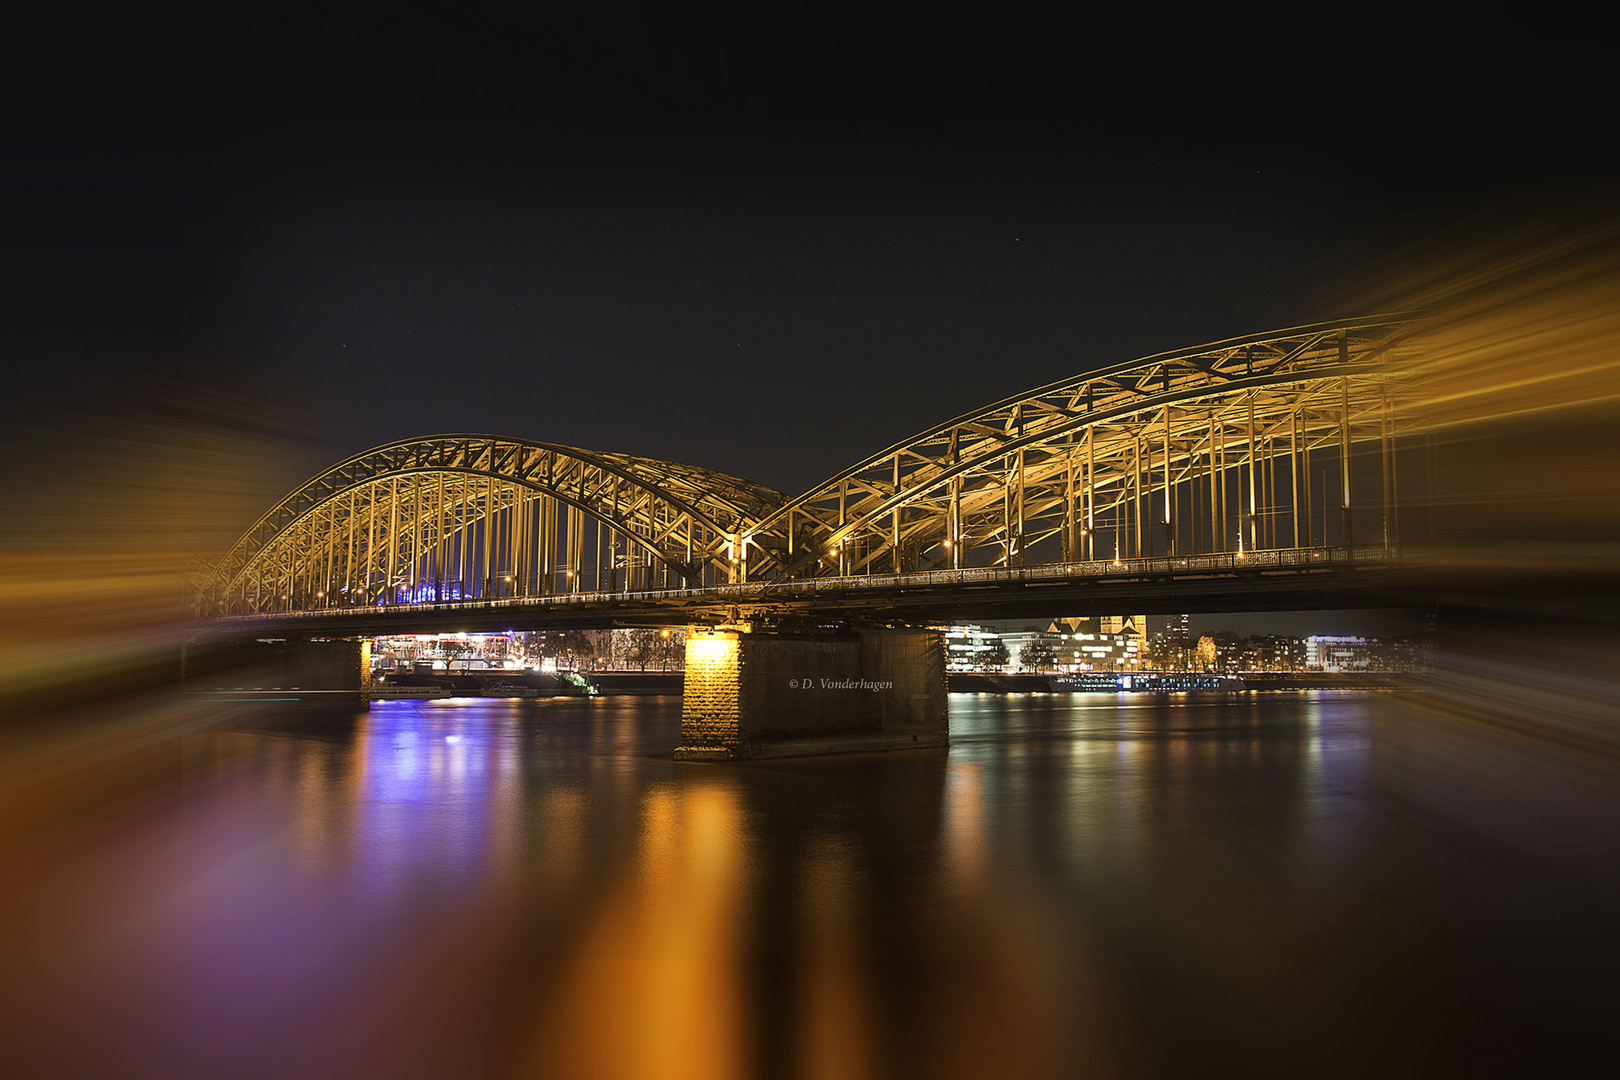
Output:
[
  {"xmin": 542, "ymin": 671, "xmax": 1431, "ymax": 696},
  {"xmin": 950, "ymin": 671, "xmax": 1428, "ymax": 693}
]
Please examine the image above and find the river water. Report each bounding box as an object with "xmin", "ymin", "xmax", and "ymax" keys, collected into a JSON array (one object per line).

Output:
[{"xmin": 1, "ymin": 691, "xmax": 1615, "ymax": 1078}]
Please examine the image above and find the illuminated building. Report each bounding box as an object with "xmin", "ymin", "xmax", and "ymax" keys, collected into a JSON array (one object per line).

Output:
[
  {"xmin": 1304, "ymin": 635, "xmax": 1373, "ymax": 672},
  {"xmin": 944, "ymin": 625, "xmax": 1003, "ymax": 671}
]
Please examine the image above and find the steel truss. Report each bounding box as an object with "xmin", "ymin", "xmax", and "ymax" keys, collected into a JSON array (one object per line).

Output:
[
  {"xmin": 199, "ymin": 437, "xmax": 786, "ymax": 616},
  {"xmin": 737, "ymin": 314, "xmax": 1432, "ymax": 581},
  {"xmin": 198, "ymin": 316, "xmax": 1435, "ymax": 617}
]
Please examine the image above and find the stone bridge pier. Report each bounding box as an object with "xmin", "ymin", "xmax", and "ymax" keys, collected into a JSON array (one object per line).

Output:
[{"xmin": 675, "ymin": 625, "xmax": 949, "ymax": 760}]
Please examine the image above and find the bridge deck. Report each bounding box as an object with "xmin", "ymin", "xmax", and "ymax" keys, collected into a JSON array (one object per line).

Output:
[{"xmin": 200, "ymin": 545, "xmax": 1430, "ymax": 635}]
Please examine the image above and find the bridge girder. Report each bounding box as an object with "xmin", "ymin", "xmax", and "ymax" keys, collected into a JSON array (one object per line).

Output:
[
  {"xmin": 738, "ymin": 315, "xmax": 1432, "ymax": 581},
  {"xmin": 197, "ymin": 316, "xmax": 1438, "ymax": 621},
  {"xmin": 201, "ymin": 436, "xmax": 786, "ymax": 616}
]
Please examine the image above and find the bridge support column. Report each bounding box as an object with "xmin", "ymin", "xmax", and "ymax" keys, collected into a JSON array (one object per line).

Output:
[
  {"xmin": 676, "ymin": 626, "xmax": 949, "ymax": 760},
  {"xmin": 181, "ymin": 637, "xmax": 370, "ymax": 711}
]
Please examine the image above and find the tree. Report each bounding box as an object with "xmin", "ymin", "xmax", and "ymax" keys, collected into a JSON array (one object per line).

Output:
[
  {"xmin": 558, "ymin": 631, "xmax": 595, "ymax": 669},
  {"xmin": 623, "ymin": 628, "xmax": 657, "ymax": 671},
  {"xmin": 652, "ymin": 629, "xmax": 685, "ymax": 671},
  {"xmin": 1020, "ymin": 639, "xmax": 1058, "ymax": 673},
  {"xmin": 1195, "ymin": 635, "xmax": 1218, "ymax": 671},
  {"xmin": 532, "ymin": 630, "xmax": 595, "ymax": 669},
  {"xmin": 977, "ymin": 639, "xmax": 1010, "ymax": 672}
]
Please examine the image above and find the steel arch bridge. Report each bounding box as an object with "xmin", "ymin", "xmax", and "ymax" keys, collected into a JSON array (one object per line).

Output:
[
  {"xmin": 203, "ymin": 438, "xmax": 788, "ymax": 614},
  {"xmin": 196, "ymin": 314, "xmax": 1434, "ymax": 626}
]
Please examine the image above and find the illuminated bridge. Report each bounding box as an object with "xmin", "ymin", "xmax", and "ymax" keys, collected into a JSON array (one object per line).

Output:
[{"xmin": 194, "ymin": 314, "xmax": 1438, "ymax": 634}]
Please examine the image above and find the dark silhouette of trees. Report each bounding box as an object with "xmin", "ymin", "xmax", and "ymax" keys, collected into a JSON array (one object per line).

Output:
[
  {"xmin": 977, "ymin": 639, "xmax": 1010, "ymax": 672},
  {"xmin": 1020, "ymin": 639, "xmax": 1058, "ymax": 672}
]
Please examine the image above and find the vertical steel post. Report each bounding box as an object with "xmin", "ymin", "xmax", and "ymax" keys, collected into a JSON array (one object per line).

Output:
[
  {"xmin": 547, "ymin": 499, "xmax": 558, "ymax": 593},
  {"xmin": 343, "ymin": 490, "xmax": 356, "ymax": 604},
  {"xmin": 1340, "ymin": 377, "xmax": 1354, "ymax": 550},
  {"xmin": 571, "ymin": 501, "xmax": 583, "ymax": 592},
  {"xmin": 1084, "ymin": 427, "xmax": 1094, "ymax": 562},
  {"xmin": 498, "ymin": 482, "xmax": 511, "ymax": 595},
  {"xmin": 1142, "ymin": 429, "xmax": 1152, "ymax": 557},
  {"xmin": 1296, "ymin": 411, "xmax": 1308, "ymax": 553},
  {"xmin": 1162, "ymin": 405, "xmax": 1173, "ymax": 556},
  {"xmin": 364, "ymin": 485, "xmax": 375, "ymax": 605},
  {"xmin": 517, "ymin": 485, "xmax": 527, "ymax": 593},
  {"xmin": 1291, "ymin": 411, "xmax": 1301, "ymax": 549},
  {"xmin": 521, "ymin": 491, "xmax": 533, "ymax": 597},
  {"xmin": 1131, "ymin": 435, "xmax": 1142, "ymax": 559},
  {"xmin": 1208, "ymin": 409, "xmax": 1218, "ymax": 555},
  {"xmin": 1246, "ymin": 396, "xmax": 1257, "ymax": 554},
  {"xmin": 435, "ymin": 472, "xmax": 446, "ymax": 600},
  {"xmin": 1066, "ymin": 451, "xmax": 1076, "ymax": 564},
  {"xmin": 1216, "ymin": 409, "xmax": 1227, "ymax": 552},
  {"xmin": 459, "ymin": 480, "xmax": 470, "ymax": 598},
  {"xmin": 409, "ymin": 475, "xmax": 421, "ymax": 599},
  {"xmin": 330, "ymin": 501, "xmax": 340, "ymax": 605},
  {"xmin": 481, "ymin": 479, "xmax": 493, "ymax": 598},
  {"xmin": 839, "ymin": 480, "xmax": 847, "ymax": 576},
  {"xmin": 893, "ymin": 452, "xmax": 902, "ymax": 574},
  {"xmin": 1262, "ymin": 435, "xmax": 1273, "ymax": 550},
  {"xmin": 386, "ymin": 477, "xmax": 399, "ymax": 603}
]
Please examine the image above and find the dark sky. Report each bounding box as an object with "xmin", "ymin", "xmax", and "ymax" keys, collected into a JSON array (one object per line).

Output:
[{"xmin": 5, "ymin": 4, "xmax": 1618, "ymax": 507}]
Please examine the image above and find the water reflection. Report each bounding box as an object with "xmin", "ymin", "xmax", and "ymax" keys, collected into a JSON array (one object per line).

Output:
[
  {"xmin": 796, "ymin": 836, "xmax": 872, "ymax": 1080},
  {"xmin": 0, "ymin": 691, "xmax": 1614, "ymax": 1078},
  {"xmin": 527, "ymin": 781, "xmax": 750, "ymax": 1080},
  {"xmin": 353, "ymin": 704, "xmax": 523, "ymax": 894}
]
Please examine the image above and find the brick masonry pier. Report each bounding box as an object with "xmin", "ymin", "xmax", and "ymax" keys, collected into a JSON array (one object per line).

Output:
[{"xmin": 675, "ymin": 626, "xmax": 949, "ymax": 760}]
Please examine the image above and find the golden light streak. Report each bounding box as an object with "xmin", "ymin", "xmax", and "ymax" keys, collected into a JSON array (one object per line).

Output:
[
  {"xmin": 526, "ymin": 783, "xmax": 750, "ymax": 1080},
  {"xmin": 796, "ymin": 838, "xmax": 874, "ymax": 1080}
]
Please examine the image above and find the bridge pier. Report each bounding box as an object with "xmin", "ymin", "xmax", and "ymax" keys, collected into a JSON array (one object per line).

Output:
[
  {"xmin": 181, "ymin": 636, "xmax": 370, "ymax": 711},
  {"xmin": 675, "ymin": 626, "xmax": 948, "ymax": 760}
]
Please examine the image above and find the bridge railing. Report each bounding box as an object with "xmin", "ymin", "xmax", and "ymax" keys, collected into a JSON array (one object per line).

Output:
[
  {"xmin": 756, "ymin": 544, "xmax": 1411, "ymax": 596},
  {"xmin": 211, "ymin": 544, "xmax": 1419, "ymax": 624}
]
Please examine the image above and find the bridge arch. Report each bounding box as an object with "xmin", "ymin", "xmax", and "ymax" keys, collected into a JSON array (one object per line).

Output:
[
  {"xmin": 198, "ymin": 316, "xmax": 1439, "ymax": 618},
  {"xmin": 201, "ymin": 436, "xmax": 786, "ymax": 615},
  {"xmin": 738, "ymin": 315, "xmax": 1432, "ymax": 580}
]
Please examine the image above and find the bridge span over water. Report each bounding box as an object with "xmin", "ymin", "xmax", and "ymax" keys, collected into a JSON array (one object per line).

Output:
[
  {"xmin": 195, "ymin": 314, "xmax": 1438, "ymax": 633},
  {"xmin": 218, "ymin": 546, "xmax": 1424, "ymax": 635}
]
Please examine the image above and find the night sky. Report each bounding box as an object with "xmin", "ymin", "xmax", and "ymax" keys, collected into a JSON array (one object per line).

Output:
[{"xmin": 5, "ymin": 5, "xmax": 1617, "ymax": 529}]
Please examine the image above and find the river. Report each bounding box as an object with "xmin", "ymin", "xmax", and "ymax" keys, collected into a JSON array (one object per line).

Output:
[{"xmin": 0, "ymin": 690, "xmax": 1614, "ymax": 1078}]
